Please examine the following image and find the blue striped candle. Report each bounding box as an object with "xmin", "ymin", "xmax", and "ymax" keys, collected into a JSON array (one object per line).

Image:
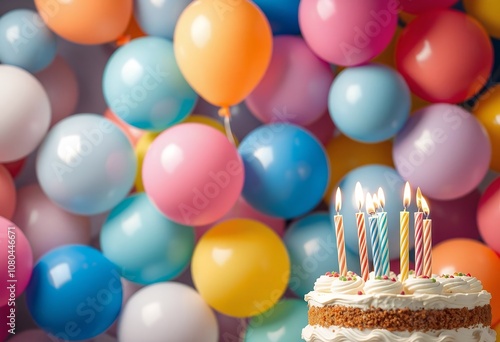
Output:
[
  {"xmin": 378, "ymin": 212, "xmax": 390, "ymax": 276},
  {"xmin": 369, "ymin": 215, "xmax": 381, "ymax": 277}
]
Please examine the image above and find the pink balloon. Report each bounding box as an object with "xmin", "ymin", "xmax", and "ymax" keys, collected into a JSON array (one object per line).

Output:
[
  {"xmin": 0, "ymin": 218, "xmax": 33, "ymax": 307},
  {"xmin": 399, "ymin": 0, "xmax": 458, "ymax": 14},
  {"xmin": 8, "ymin": 329, "xmax": 52, "ymax": 342},
  {"xmin": 246, "ymin": 36, "xmax": 333, "ymax": 126},
  {"xmin": 0, "ymin": 165, "xmax": 16, "ymax": 220},
  {"xmin": 142, "ymin": 123, "xmax": 244, "ymax": 226},
  {"xmin": 12, "ymin": 184, "xmax": 91, "ymax": 261},
  {"xmin": 0, "ymin": 304, "xmax": 10, "ymax": 341},
  {"xmin": 478, "ymin": 177, "xmax": 500, "ymax": 254},
  {"xmin": 299, "ymin": 0, "xmax": 398, "ymax": 66},
  {"xmin": 104, "ymin": 109, "xmax": 145, "ymax": 146},
  {"xmin": 195, "ymin": 196, "xmax": 286, "ymax": 240},
  {"xmin": 35, "ymin": 55, "xmax": 79, "ymax": 127},
  {"xmin": 303, "ymin": 111, "xmax": 336, "ymax": 145}
]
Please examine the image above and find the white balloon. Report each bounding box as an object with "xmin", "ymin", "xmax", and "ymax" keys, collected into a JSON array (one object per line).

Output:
[
  {"xmin": 0, "ymin": 65, "xmax": 50, "ymax": 162},
  {"xmin": 118, "ymin": 282, "xmax": 218, "ymax": 342}
]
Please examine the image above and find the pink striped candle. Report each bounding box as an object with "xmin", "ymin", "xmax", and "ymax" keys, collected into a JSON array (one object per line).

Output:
[
  {"xmin": 334, "ymin": 188, "xmax": 347, "ymax": 276},
  {"xmin": 414, "ymin": 188, "xmax": 424, "ymax": 277},
  {"xmin": 422, "ymin": 196, "xmax": 432, "ymax": 277},
  {"xmin": 355, "ymin": 182, "xmax": 369, "ymax": 281}
]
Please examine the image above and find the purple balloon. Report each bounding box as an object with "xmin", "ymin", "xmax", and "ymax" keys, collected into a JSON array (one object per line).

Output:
[{"xmin": 393, "ymin": 104, "xmax": 491, "ymax": 200}]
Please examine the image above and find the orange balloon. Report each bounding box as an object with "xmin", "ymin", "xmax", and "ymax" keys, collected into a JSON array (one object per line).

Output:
[
  {"xmin": 433, "ymin": 238, "xmax": 500, "ymax": 326},
  {"xmin": 174, "ymin": 0, "xmax": 272, "ymax": 113},
  {"xmin": 324, "ymin": 134, "xmax": 394, "ymax": 204},
  {"xmin": 34, "ymin": 0, "xmax": 133, "ymax": 45},
  {"xmin": 115, "ymin": 15, "xmax": 146, "ymax": 47}
]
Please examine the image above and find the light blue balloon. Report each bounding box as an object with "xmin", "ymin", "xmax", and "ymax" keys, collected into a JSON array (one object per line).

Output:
[
  {"xmin": 284, "ymin": 213, "xmax": 361, "ymax": 298},
  {"xmin": 134, "ymin": 0, "xmax": 192, "ymax": 40},
  {"xmin": 100, "ymin": 193, "xmax": 195, "ymax": 285},
  {"xmin": 244, "ymin": 299, "xmax": 308, "ymax": 342},
  {"xmin": 36, "ymin": 114, "xmax": 137, "ymax": 215},
  {"xmin": 328, "ymin": 63, "xmax": 410, "ymax": 143},
  {"xmin": 252, "ymin": 0, "xmax": 301, "ymax": 35},
  {"xmin": 239, "ymin": 124, "xmax": 329, "ymax": 218},
  {"xmin": 0, "ymin": 9, "xmax": 57, "ymax": 73},
  {"xmin": 103, "ymin": 37, "xmax": 197, "ymax": 131},
  {"xmin": 332, "ymin": 165, "xmax": 417, "ymax": 263}
]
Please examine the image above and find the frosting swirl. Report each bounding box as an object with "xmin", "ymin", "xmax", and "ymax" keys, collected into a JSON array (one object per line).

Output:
[
  {"xmin": 404, "ymin": 277, "xmax": 443, "ymax": 294},
  {"xmin": 459, "ymin": 276, "xmax": 483, "ymax": 293},
  {"xmin": 436, "ymin": 275, "xmax": 470, "ymax": 293},
  {"xmin": 314, "ymin": 275, "xmax": 335, "ymax": 293},
  {"xmin": 364, "ymin": 277, "xmax": 403, "ymax": 295},
  {"xmin": 331, "ymin": 272, "xmax": 365, "ymax": 295}
]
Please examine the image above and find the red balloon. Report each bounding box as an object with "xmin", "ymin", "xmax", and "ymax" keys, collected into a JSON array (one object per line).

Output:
[
  {"xmin": 2, "ymin": 158, "xmax": 26, "ymax": 178},
  {"xmin": 399, "ymin": 0, "xmax": 458, "ymax": 14},
  {"xmin": 0, "ymin": 165, "xmax": 16, "ymax": 220},
  {"xmin": 478, "ymin": 177, "xmax": 500, "ymax": 254},
  {"xmin": 396, "ymin": 10, "xmax": 493, "ymax": 103}
]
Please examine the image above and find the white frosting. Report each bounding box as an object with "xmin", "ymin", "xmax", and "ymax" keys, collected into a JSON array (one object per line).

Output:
[
  {"xmin": 403, "ymin": 277, "xmax": 443, "ymax": 294},
  {"xmin": 364, "ymin": 279, "xmax": 403, "ymax": 295},
  {"xmin": 460, "ymin": 276, "xmax": 483, "ymax": 293},
  {"xmin": 302, "ymin": 325, "xmax": 496, "ymax": 342},
  {"xmin": 331, "ymin": 276, "xmax": 365, "ymax": 295},
  {"xmin": 314, "ymin": 275, "xmax": 334, "ymax": 293},
  {"xmin": 436, "ymin": 276, "xmax": 470, "ymax": 293}
]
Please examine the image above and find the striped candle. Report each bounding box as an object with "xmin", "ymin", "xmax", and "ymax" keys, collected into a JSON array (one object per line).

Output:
[
  {"xmin": 355, "ymin": 182, "xmax": 369, "ymax": 281},
  {"xmin": 334, "ymin": 188, "xmax": 347, "ymax": 276},
  {"xmin": 377, "ymin": 188, "xmax": 389, "ymax": 276},
  {"xmin": 422, "ymin": 197, "xmax": 432, "ymax": 277},
  {"xmin": 414, "ymin": 188, "xmax": 424, "ymax": 277},
  {"xmin": 366, "ymin": 193, "xmax": 381, "ymax": 277},
  {"xmin": 400, "ymin": 182, "xmax": 411, "ymax": 282}
]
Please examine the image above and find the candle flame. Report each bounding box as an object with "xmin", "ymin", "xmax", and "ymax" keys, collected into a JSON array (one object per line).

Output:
[
  {"xmin": 416, "ymin": 187, "xmax": 422, "ymax": 211},
  {"xmin": 366, "ymin": 193, "xmax": 375, "ymax": 215},
  {"xmin": 403, "ymin": 182, "xmax": 411, "ymax": 209},
  {"xmin": 422, "ymin": 196, "xmax": 430, "ymax": 217},
  {"xmin": 372, "ymin": 193, "xmax": 379, "ymax": 211},
  {"xmin": 378, "ymin": 187, "xmax": 385, "ymax": 209},
  {"xmin": 355, "ymin": 182, "xmax": 364, "ymax": 211},
  {"xmin": 335, "ymin": 187, "xmax": 342, "ymax": 213}
]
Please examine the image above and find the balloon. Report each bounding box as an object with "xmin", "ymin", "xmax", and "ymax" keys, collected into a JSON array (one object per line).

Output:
[
  {"xmin": 463, "ymin": 0, "xmax": 500, "ymax": 39},
  {"xmin": 246, "ymin": 35, "xmax": 333, "ymax": 126},
  {"xmin": 0, "ymin": 9, "xmax": 57, "ymax": 73},
  {"xmin": 393, "ymin": 104, "xmax": 491, "ymax": 200},
  {"xmin": 478, "ymin": 177, "xmax": 500, "ymax": 254},
  {"xmin": 324, "ymin": 135, "xmax": 394, "ymax": 205},
  {"xmin": 142, "ymin": 123, "xmax": 244, "ymax": 226},
  {"xmin": 185, "ymin": 114, "xmax": 239, "ymax": 145},
  {"xmin": 428, "ymin": 189, "xmax": 481, "ymax": 246},
  {"xmin": 133, "ymin": 131, "xmax": 159, "ymax": 192},
  {"xmin": 2, "ymin": 157, "xmax": 26, "ymax": 178},
  {"xmin": 370, "ymin": 25, "xmax": 401, "ymax": 68},
  {"xmin": 239, "ymin": 124, "xmax": 329, "ymax": 218},
  {"xmin": 196, "ymin": 196, "xmax": 286, "ymax": 240},
  {"xmin": 134, "ymin": 0, "xmax": 191, "ymax": 40},
  {"xmin": 399, "ymin": 0, "xmax": 458, "ymax": 14},
  {"xmin": 0, "ymin": 165, "xmax": 16, "ymax": 220},
  {"xmin": 432, "ymin": 239, "xmax": 500, "ymax": 325},
  {"xmin": 100, "ymin": 193, "xmax": 195, "ymax": 285},
  {"xmin": 115, "ymin": 15, "xmax": 146, "ymax": 47},
  {"xmin": 252, "ymin": 0, "xmax": 300, "ymax": 35},
  {"xmin": 13, "ymin": 184, "xmax": 91, "ymax": 262},
  {"xmin": 104, "ymin": 109, "xmax": 145, "ymax": 146},
  {"xmin": 244, "ymin": 299, "xmax": 308, "ymax": 342},
  {"xmin": 0, "ymin": 65, "xmax": 50, "ymax": 162},
  {"xmin": 328, "ymin": 63, "xmax": 410, "ymax": 143},
  {"xmin": 0, "ymin": 218, "xmax": 32, "ymax": 307},
  {"xmin": 118, "ymin": 282, "xmax": 218, "ymax": 342},
  {"xmin": 35, "ymin": 56, "xmax": 79, "ymax": 127},
  {"xmin": 7, "ymin": 330, "xmax": 52, "ymax": 342},
  {"xmin": 395, "ymin": 10, "xmax": 493, "ymax": 103},
  {"xmin": 472, "ymin": 84, "xmax": 500, "ymax": 172},
  {"xmin": 303, "ymin": 111, "xmax": 335, "ymax": 146},
  {"xmin": 284, "ymin": 213, "xmax": 361, "ymax": 297},
  {"xmin": 26, "ymin": 245, "xmax": 123, "ymax": 340},
  {"xmin": 336, "ymin": 165, "xmax": 417, "ymax": 261},
  {"xmin": 192, "ymin": 219, "xmax": 290, "ymax": 317},
  {"xmin": 194, "ymin": 98, "xmax": 264, "ymax": 141},
  {"xmin": 173, "ymin": 0, "xmax": 272, "ymax": 110},
  {"xmin": 36, "ymin": 114, "xmax": 137, "ymax": 215},
  {"xmin": 103, "ymin": 37, "xmax": 197, "ymax": 131},
  {"xmin": 299, "ymin": 0, "xmax": 398, "ymax": 66},
  {"xmin": 34, "ymin": 0, "xmax": 133, "ymax": 45}
]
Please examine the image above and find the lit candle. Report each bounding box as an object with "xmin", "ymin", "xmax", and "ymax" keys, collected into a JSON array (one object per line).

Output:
[
  {"xmin": 334, "ymin": 188, "xmax": 347, "ymax": 276},
  {"xmin": 400, "ymin": 182, "xmax": 411, "ymax": 282},
  {"xmin": 414, "ymin": 188, "xmax": 424, "ymax": 277},
  {"xmin": 355, "ymin": 182, "xmax": 369, "ymax": 281},
  {"xmin": 422, "ymin": 196, "xmax": 432, "ymax": 277},
  {"xmin": 377, "ymin": 188, "xmax": 390, "ymax": 276},
  {"xmin": 366, "ymin": 193, "xmax": 381, "ymax": 277}
]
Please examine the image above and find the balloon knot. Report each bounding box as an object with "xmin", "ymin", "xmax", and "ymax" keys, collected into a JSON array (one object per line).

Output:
[{"xmin": 218, "ymin": 107, "xmax": 231, "ymax": 118}]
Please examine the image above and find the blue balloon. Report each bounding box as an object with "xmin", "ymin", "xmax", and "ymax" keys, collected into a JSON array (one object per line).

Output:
[
  {"xmin": 103, "ymin": 37, "xmax": 197, "ymax": 131},
  {"xmin": 36, "ymin": 114, "xmax": 137, "ymax": 215},
  {"xmin": 284, "ymin": 213, "xmax": 361, "ymax": 297},
  {"xmin": 26, "ymin": 245, "xmax": 123, "ymax": 341},
  {"xmin": 239, "ymin": 124, "xmax": 329, "ymax": 218},
  {"xmin": 253, "ymin": 0, "xmax": 301, "ymax": 35},
  {"xmin": 333, "ymin": 165, "xmax": 417, "ymax": 263},
  {"xmin": 244, "ymin": 299, "xmax": 308, "ymax": 342},
  {"xmin": 0, "ymin": 9, "xmax": 57, "ymax": 73},
  {"xmin": 134, "ymin": 0, "xmax": 191, "ymax": 40},
  {"xmin": 328, "ymin": 63, "xmax": 410, "ymax": 143},
  {"xmin": 100, "ymin": 193, "xmax": 195, "ymax": 285}
]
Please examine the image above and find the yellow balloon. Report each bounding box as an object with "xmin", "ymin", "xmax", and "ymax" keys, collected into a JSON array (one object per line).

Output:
[
  {"xmin": 134, "ymin": 132, "xmax": 160, "ymax": 192},
  {"xmin": 192, "ymin": 219, "xmax": 290, "ymax": 317},
  {"xmin": 472, "ymin": 84, "xmax": 500, "ymax": 172},
  {"xmin": 324, "ymin": 135, "xmax": 394, "ymax": 204},
  {"xmin": 184, "ymin": 115, "xmax": 238, "ymax": 145},
  {"xmin": 463, "ymin": 0, "xmax": 500, "ymax": 39},
  {"xmin": 495, "ymin": 321, "xmax": 500, "ymax": 341}
]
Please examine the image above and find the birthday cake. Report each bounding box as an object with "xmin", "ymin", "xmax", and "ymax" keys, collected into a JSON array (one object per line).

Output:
[{"xmin": 301, "ymin": 271, "xmax": 496, "ymax": 342}]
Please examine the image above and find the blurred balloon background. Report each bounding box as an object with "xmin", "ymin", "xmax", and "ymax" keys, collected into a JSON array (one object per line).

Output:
[{"xmin": 0, "ymin": 0, "xmax": 498, "ymax": 340}]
